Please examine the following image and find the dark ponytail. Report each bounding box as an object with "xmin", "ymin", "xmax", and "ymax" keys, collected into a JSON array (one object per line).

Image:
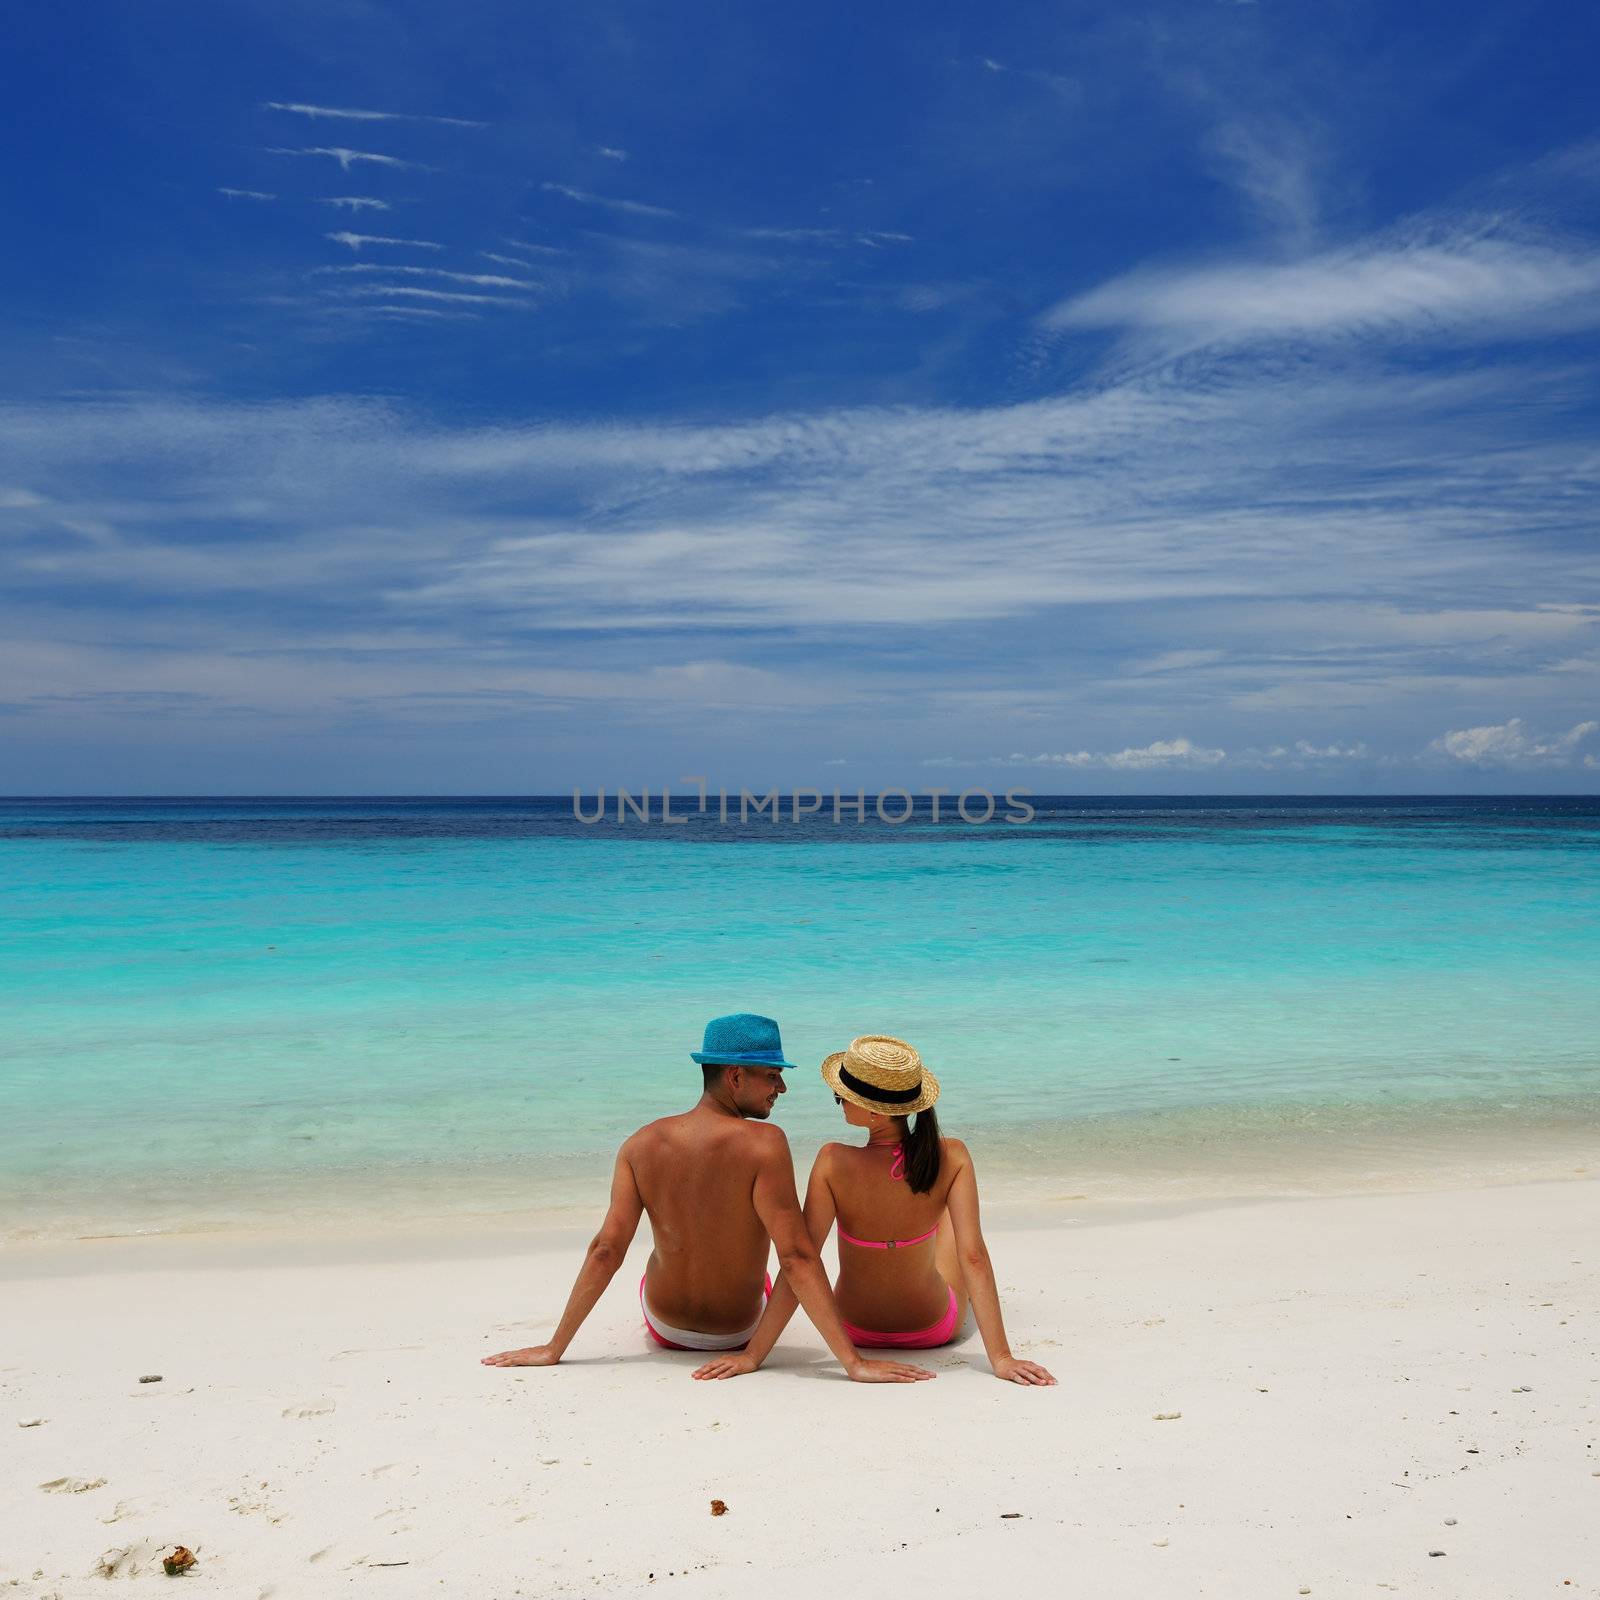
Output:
[{"xmin": 901, "ymin": 1105, "xmax": 941, "ymax": 1193}]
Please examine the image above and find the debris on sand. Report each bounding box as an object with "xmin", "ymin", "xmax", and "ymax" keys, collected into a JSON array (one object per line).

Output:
[
  {"xmin": 40, "ymin": 1476, "xmax": 106, "ymax": 1494},
  {"xmin": 139, "ymin": 1375, "xmax": 164, "ymax": 1384},
  {"xmin": 1000, "ymin": 1513, "xmax": 1023, "ymax": 1520},
  {"xmin": 1153, "ymin": 1411, "xmax": 1182, "ymax": 1421},
  {"xmin": 18, "ymin": 1417, "xmax": 45, "ymax": 1427},
  {"xmin": 710, "ymin": 1499, "xmax": 729, "ymax": 1517},
  {"xmin": 162, "ymin": 1546, "xmax": 197, "ymax": 1576}
]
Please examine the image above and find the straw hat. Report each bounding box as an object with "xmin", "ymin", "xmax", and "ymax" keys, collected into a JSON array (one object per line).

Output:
[{"xmin": 820, "ymin": 1035, "xmax": 940, "ymax": 1116}]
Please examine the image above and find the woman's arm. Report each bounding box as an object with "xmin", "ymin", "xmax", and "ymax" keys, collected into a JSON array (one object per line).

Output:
[
  {"xmin": 481, "ymin": 1148, "xmax": 644, "ymax": 1367},
  {"xmin": 944, "ymin": 1143, "xmax": 1056, "ymax": 1386},
  {"xmin": 693, "ymin": 1147, "xmax": 835, "ymax": 1380}
]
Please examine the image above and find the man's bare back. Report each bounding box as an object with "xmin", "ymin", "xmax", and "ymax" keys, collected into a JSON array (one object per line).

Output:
[{"xmin": 628, "ymin": 1107, "xmax": 783, "ymax": 1333}]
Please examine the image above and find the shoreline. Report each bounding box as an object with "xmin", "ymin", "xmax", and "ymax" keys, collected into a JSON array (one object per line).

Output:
[
  {"xmin": 5, "ymin": 1161, "xmax": 1596, "ymax": 1282},
  {"xmin": 6, "ymin": 1097, "xmax": 1597, "ymax": 1252}
]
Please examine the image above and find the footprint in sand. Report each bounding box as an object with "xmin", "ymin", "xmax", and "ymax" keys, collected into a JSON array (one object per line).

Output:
[
  {"xmin": 95, "ymin": 1540, "xmax": 179, "ymax": 1578},
  {"xmin": 282, "ymin": 1401, "xmax": 336, "ymax": 1419},
  {"xmin": 41, "ymin": 1475, "xmax": 107, "ymax": 1494}
]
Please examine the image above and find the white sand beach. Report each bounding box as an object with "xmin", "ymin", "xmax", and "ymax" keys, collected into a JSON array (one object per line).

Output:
[{"xmin": 4, "ymin": 1175, "xmax": 1597, "ymax": 1599}]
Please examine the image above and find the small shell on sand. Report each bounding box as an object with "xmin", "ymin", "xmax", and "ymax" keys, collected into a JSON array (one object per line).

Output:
[
  {"xmin": 18, "ymin": 1417, "xmax": 45, "ymax": 1427},
  {"xmin": 1153, "ymin": 1411, "xmax": 1183, "ymax": 1421}
]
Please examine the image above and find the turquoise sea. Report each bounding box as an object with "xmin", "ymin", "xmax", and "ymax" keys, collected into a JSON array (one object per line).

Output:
[{"xmin": 3, "ymin": 795, "xmax": 1598, "ymax": 1240}]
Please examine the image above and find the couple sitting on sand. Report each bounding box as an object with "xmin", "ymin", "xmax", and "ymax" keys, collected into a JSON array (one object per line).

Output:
[{"xmin": 483, "ymin": 1013, "xmax": 1055, "ymax": 1386}]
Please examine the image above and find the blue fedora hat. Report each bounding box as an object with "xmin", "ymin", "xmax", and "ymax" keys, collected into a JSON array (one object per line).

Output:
[{"xmin": 691, "ymin": 1012, "xmax": 796, "ymax": 1070}]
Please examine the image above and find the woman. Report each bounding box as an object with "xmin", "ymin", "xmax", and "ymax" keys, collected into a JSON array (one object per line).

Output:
[{"xmin": 693, "ymin": 1035, "xmax": 1056, "ymax": 1386}]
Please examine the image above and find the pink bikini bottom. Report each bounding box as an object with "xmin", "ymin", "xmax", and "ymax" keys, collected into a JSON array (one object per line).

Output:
[
  {"xmin": 842, "ymin": 1285, "xmax": 961, "ymax": 1350},
  {"xmin": 641, "ymin": 1273, "xmax": 773, "ymax": 1352}
]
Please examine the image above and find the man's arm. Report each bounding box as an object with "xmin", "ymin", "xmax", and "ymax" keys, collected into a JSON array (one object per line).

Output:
[
  {"xmin": 481, "ymin": 1147, "xmax": 645, "ymax": 1368},
  {"xmin": 739, "ymin": 1131, "xmax": 933, "ymax": 1384},
  {"xmin": 692, "ymin": 1146, "xmax": 836, "ymax": 1379}
]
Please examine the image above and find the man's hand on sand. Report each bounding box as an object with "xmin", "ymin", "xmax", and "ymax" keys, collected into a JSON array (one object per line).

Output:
[
  {"xmin": 691, "ymin": 1352, "xmax": 761, "ymax": 1380},
  {"xmin": 992, "ymin": 1355, "xmax": 1056, "ymax": 1386},
  {"xmin": 481, "ymin": 1345, "xmax": 561, "ymax": 1367},
  {"xmin": 847, "ymin": 1358, "xmax": 935, "ymax": 1383}
]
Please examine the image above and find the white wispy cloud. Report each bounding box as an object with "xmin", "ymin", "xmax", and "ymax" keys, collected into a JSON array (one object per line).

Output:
[
  {"xmin": 976, "ymin": 56, "xmax": 1077, "ymax": 100},
  {"xmin": 332, "ymin": 285, "xmax": 536, "ymax": 307},
  {"xmin": 596, "ymin": 146, "xmax": 628, "ymax": 161},
  {"xmin": 1, "ymin": 322, "xmax": 1594, "ymax": 740},
  {"xmin": 314, "ymin": 264, "xmax": 537, "ymax": 290},
  {"xmin": 1045, "ymin": 231, "xmax": 1600, "ymax": 349},
  {"xmin": 1205, "ymin": 116, "xmax": 1321, "ymax": 245},
  {"xmin": 265, "ymin": 101, "xmax": 485, "ymax": 129},
  {"xmin": 501, "ymin": 239, "xmax": 566, "ymax": 256},
  {"xmin": 1426, "ymin": 717, "xmax": 1598, "ymax": 765},
  {"xmin": 321, "ymin": 304, "xmax": 482, "ymax": 324},
  {"xmin": 268, "ymin": 147, "xmax": 425, "ymax": 173},
  {"xmin": 218, "ymin": 187, "xmax": 276, "ymax": 201},
  {"xmin": 318, "ymin": 196, "xmax": 393, "ymax": 213},
  {"xmin": 740, "ymin": 225, "xmax": 845, "ymax": 244},
  {"xmin": 325, "ymin": 231, "xmax": 444, "ymax": 252},
  {"xmin": 541, "ymin": 182, "xmax": 677, "ymax": 219}
]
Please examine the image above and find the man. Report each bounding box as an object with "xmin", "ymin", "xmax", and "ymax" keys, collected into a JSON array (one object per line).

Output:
[{"xmin": 482, "ymin": 1013, "xmax": 933, "ymax": 1382}]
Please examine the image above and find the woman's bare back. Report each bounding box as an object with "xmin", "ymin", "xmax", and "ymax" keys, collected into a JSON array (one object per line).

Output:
[{"xmin": 825, "ymin": 1138, "xmax": 965, "ymax": 1334}]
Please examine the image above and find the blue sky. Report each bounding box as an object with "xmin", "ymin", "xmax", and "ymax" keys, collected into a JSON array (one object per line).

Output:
[{"xmin": 2, "ymin": 0, "xmax": 1597, "ymax": 793}]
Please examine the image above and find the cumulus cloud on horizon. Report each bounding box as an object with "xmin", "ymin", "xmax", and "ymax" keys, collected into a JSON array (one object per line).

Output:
[
  {"xmin": 1427, "ymin": 717, "xmax": 1599, "ymax": 766},
  {"xmin": 997, "ymin": 739, "xmax": 1229, "ymax": 770}
]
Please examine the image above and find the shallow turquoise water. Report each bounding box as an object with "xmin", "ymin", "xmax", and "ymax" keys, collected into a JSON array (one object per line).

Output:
[{"xmin": 2, "ymin": 797, "xmax": 1597, "ymax": 1234}]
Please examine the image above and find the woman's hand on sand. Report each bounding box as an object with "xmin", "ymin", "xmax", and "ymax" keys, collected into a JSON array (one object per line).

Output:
[
  {"xmin": 847, "ymin": 1358, "xmax": 936, "ymax": 1383},
  {"xmin": 691, "ymin": 1352, "xmax": 761, "ymax": 1380},
  {"xmin": 481, "ymin": 1345, "xmax": 561, "ymax": 1367},
  {"xmin": 992, "ymin": 1355, "xmax": 1056, "ymax": 1386}
]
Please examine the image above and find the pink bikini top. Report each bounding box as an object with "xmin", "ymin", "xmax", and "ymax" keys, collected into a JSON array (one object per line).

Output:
[{"xmin": 836, "ymin": 1143, "xmax": 940, "ymax": 1251}]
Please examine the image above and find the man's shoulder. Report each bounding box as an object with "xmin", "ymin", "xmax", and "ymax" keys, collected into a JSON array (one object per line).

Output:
[
  {"xmin": 625, "ymin": 1112, "xmax": 787, "ymax": 1155},
  {"xmin": 621, "ymin": 1116, "xmax": 679, "ymax": 1153},
  {"xmin": 739, "ymin": 1120, "xmax": 790, "ymax": 1154}
]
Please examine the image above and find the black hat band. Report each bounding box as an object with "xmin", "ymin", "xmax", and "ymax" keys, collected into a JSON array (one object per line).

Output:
[{"xmin": 838, "ymin": 1065, "xmax": 923, "ymax": 1105}]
